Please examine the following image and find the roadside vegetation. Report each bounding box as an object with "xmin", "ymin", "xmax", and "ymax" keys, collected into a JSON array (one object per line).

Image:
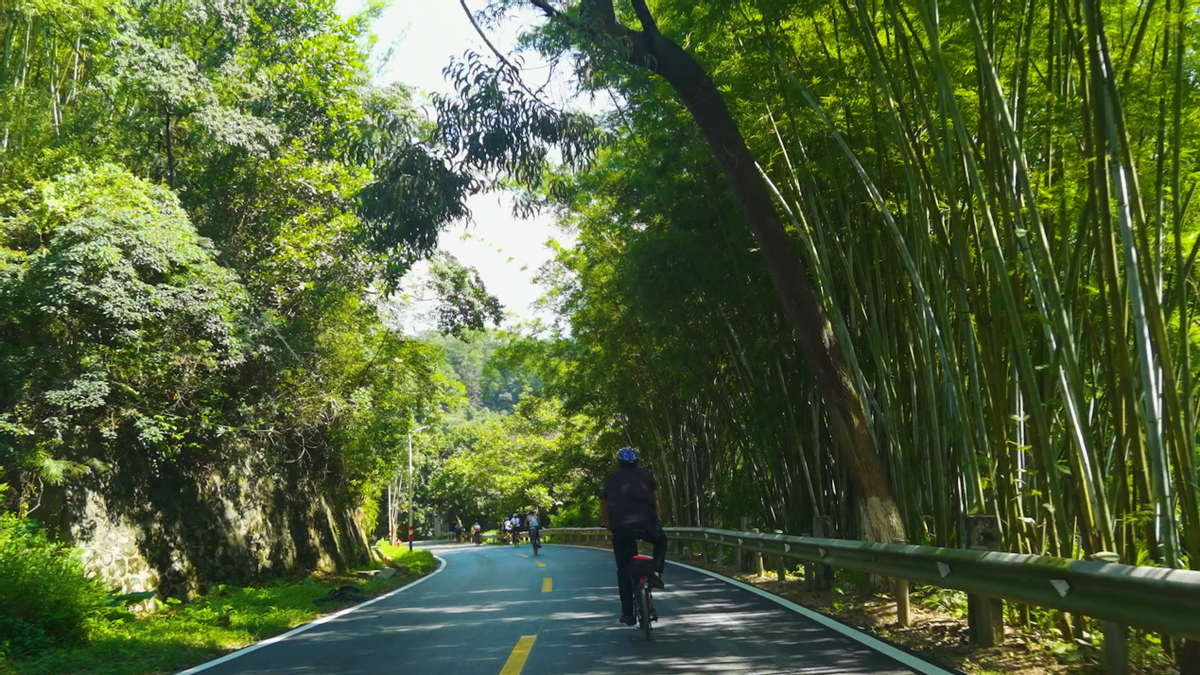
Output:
[
  {"xmin": 739, "ymin": 568, "xmax": 1175, "ymax": 675},
  {"xmin": 2, "ymin": 520, "xmax": 434, "ymax": 675}
]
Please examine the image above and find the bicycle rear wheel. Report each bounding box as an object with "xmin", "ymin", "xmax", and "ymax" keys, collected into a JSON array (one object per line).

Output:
[{"xmin": 639, "ymin": 584, "xmax": 653, "ymax": 641}]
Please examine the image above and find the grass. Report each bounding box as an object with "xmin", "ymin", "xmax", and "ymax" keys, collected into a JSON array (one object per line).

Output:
[
  {"xmin": 3, "ymin": 548, "xmax": 436, "ymax": 675},
  {"xmin": 375, "ymin": 542, "xmax": 439, "ymax": 570}
]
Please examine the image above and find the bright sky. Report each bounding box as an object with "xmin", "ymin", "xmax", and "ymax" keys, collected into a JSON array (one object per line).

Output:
[{"xmin": 335, "ymin": 0, "xmax": 586, "ymax": 332}]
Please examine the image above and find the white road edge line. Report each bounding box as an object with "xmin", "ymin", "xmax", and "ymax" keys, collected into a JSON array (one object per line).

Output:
[
  {"xmin": 664, "ymin": 559, "xmax": 956, "ymax": 675},
  {"xmin": 174, "ymin": 555, "xmax": 448, "ymax": 674},
  {"xmin": 550, "ymin": 543, "xmax": 954, "ymax": 675}
]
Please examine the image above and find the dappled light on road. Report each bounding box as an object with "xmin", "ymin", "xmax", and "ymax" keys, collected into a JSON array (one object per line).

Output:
[{"xmin": 189, "ymin": 544, "xmax": 945, "ymax": 675}]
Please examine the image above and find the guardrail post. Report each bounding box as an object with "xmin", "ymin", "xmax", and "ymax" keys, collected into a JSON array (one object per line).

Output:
[
  {"xmin": 890, "ymin": 538, "xmax": 910, "ymax": 627},
  {"xmin": 1101, "ymin": 621, "xmax": 1128, "ymax": 675},
  {"xmin": 751, "ymin": 528, "xmax": 764, "ymax": 576},
  {"xmin": 716, "ymin": 537, "xmax": 724, "ymax": 568},
  {"xmin": 813, "ymin": 517, "xmax": 835, "ymax": 591},
  {"xmin": 895, "ymin": 577, "xmax": 910, "ymax": 627},
  {"xmin": 966, "ymin": 515, "xmax": 1004, "ymax": 646},
  {"xmin": 800, "ymin": 532, "xmax": 814, "ymax": 590},
  {"xmin": 1089, "ymin": 552, "xmax": 1127, "ymax": 675},
  {"xmin": 1181, "ymin": 640, "xmax": 1200, "ymax": 675},
  {"xmin": 738, "ymin": 517, "xmax": 752, "ymax": 572},
  {"xmin": 774, "ymin": 530, "xmax": 786, "ymax": 581}
]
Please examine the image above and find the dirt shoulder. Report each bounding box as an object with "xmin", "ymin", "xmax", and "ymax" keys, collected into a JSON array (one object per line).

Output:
[{"xmin": 673, "ymin": 554, "xmax": 1175, "ymax": 675}]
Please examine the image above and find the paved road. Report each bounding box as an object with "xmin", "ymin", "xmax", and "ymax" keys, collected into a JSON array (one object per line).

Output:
[{"xmin": 186, "ymin": 543, "xmax": 950, "ymax": 675}]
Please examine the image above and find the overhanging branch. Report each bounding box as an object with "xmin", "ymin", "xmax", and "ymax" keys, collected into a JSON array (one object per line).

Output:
[
  {"xmin": 525, "ymin": 0, "xmax": 656, "ymax": 71},
  {"xmin": 528, "ymin": 0, "xmax": 563, "ymax": 19},
  {"xmin": 460, "ymin": 0, "xmax": 549, "ymax": 108},
  {"xmin": 629, "ymin": 0, "xmax": 660, "ymax": 37}
]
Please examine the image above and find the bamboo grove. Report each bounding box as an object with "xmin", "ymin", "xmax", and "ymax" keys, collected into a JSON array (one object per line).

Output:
[{"xmin": 497, "ymin": 0, "xmax": 1200, "ymax": 570}]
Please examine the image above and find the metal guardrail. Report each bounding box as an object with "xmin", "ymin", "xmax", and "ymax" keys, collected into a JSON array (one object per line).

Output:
[
  {"xmin": 482, "ymin": 532, "xmax": 526, "ymax": 543},
  {"xmin": 543, "ymin": 526, "xmax": 1200, "ymax": 639}
]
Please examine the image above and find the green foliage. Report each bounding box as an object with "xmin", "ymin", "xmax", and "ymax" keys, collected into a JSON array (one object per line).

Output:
[
  {"xmin": 0, "ymin": 514, "xmax": 108, "ymax": 657},
  {"xmin": 7, "ymin": 564, "xmax": 433, "ymax": 675},
  {"xmin": 373, "ymin": 544, "xmax": 436, "ymax": 574},
  {"xmin": 427, "ymin": 253, "xmax": 505, "ymax": 338},
  {"xmin": 459, "ymin": 0, "xmax": 1200, "ymax": 569},
  {"xmin": 428, "ymin": 396, "xmax": 557, "ymax": 522},
  {"xmin": 434, "ymin": 51, "xmax": 603, "ymax": 195},
  {"xmin": 0, "ymin": 0, "xmax": 474, "ymax": 525},
  {"xmin": 1, "ymin": 164, "xmax": 247, "ymax": 481},
  {"xmin": 912, "ymin": 585, "xmax": 968, "ymax": 620},
  {"xmin": 553, "ymin": 500, "xmax": 601, "ymax": 528},
  {"xmin": 414, "ymin": 331, "xmax": 612, "ymax": 529},
  {"xmin": 420, "ymin": 330, "xmax": 544, "ymax": 411},
  {"xmin": 359, "ymin": 147, "xmax": 475, "ymax": 285}
]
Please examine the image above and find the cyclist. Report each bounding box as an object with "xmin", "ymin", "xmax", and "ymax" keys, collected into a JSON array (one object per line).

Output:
[
  {"xmin": 511, "ymin": 513, "xmax": 522, "ymax": 545},
  {"xmin": 452, "ymin": 516, "xmax": 463, "ymax": 542},
  {"xmin": 473, "ymin": 521, "xmax": 483, "ymax": 544},
  {"xmin": 601, "ymin": 447, "xmax": 666, "ymax": 627},
  {"xmin": 527, "ymin": 510, "xmax": 541, "ymax": 549}
]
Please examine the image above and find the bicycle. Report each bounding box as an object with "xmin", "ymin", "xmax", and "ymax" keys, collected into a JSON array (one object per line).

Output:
[
  {"xmin": 628, "ymin": 555, "xmax": 658, "ymax": 641},
  {"xmin": 529, "ymin": 527, "xmax": 541, "ymax": 555}
]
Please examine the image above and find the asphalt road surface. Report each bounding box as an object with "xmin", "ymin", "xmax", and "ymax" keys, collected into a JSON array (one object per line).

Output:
[{"xmin": 183, "ymin": 543, "xmax": 954, "ymax": 675}]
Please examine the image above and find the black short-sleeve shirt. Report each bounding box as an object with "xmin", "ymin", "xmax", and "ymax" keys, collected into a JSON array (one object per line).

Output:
[{"xmin": 601, "ymin": 466, "xmax": 658, "ymax": 528}]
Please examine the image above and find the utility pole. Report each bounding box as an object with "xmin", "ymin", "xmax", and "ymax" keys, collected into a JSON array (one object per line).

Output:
[{"xmin": 408, "ymin": 425, "xmax": 427, "ymax": 551}]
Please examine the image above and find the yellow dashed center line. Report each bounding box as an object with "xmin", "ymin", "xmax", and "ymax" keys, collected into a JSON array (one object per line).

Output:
[
  {"xmin": 517, "ymin": 553, "xmax": 528, "ymax": 558},
  {"xmin": 499, "ymin": 635, "xmax": 537, "ymax": 675},
  {"xmin": 536, "ymin": 561, "xmax": 545, "ymax": 568},
  {"xmin": 542, "ymin": 577, "xmax": 552, "ymax": 593}
]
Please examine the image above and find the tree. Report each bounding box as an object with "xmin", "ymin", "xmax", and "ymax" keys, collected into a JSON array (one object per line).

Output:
[
  {"xmin": 428, "ymin": 253, "xmax": 505, "ymax": 338},
  {"xmin": 0, "ymin": 164, "xmax": 247, "ymax": 500},
  {"xmin": 455, "ymin": 0, "xmax": 904, "ymax": 542},
  {"xmin": 0, "ymin": 0, "xmax": 474, "ymax": 538}
]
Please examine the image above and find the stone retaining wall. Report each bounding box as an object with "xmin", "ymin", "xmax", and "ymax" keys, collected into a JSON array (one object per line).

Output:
[{"xmin": 43, "ymin": 450, "xmax": 369, "ymax": 604}]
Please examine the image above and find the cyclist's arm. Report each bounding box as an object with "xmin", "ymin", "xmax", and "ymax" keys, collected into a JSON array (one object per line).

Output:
[{"xmin": 600, "ymin": 498, "xmax": 609, "ymax": 529}]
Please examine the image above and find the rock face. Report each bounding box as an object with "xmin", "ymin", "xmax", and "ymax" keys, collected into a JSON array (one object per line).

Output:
[{"xmin": 42, "ymin": 450, "xmax": 371, "ymax": 603}]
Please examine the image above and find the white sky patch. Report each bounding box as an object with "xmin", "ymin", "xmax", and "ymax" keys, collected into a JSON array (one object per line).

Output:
[{"xmin": 336, "ymin": 0, "xmax": 594, "ymax": 333}]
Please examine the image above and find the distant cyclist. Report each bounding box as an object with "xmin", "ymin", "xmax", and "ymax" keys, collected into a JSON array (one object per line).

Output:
[
  {"xmin": 527, "ymin": 511, "xmax": 541, "ymax": 549},
  {"xmin": 601, "ymin": 447, "xmax": 666, "ymax": 626},
  {"xmin": 511, "ymin": 513, "xmax": 522, "ymax": 545}
]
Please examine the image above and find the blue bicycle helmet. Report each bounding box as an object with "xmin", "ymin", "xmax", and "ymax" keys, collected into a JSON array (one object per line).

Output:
[{"xmin": 617, "ymin": 447, "xmax": 638, "ymax": 464}]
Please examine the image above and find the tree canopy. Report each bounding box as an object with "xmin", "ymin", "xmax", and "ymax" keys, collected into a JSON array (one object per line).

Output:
[{"xmin": 0, "ymin": 0, "xmax": 493, "ymax": 522}]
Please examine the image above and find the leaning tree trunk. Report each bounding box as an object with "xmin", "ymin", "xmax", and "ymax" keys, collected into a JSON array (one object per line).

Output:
[{"xmin": 533, "ymin": 0, "xmax": 905, "ymax": 543}]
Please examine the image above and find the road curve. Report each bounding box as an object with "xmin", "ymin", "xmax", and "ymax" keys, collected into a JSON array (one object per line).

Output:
[{"xmin": 182, "ymin": 542, "xmax": 953, "ymax": 675}]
